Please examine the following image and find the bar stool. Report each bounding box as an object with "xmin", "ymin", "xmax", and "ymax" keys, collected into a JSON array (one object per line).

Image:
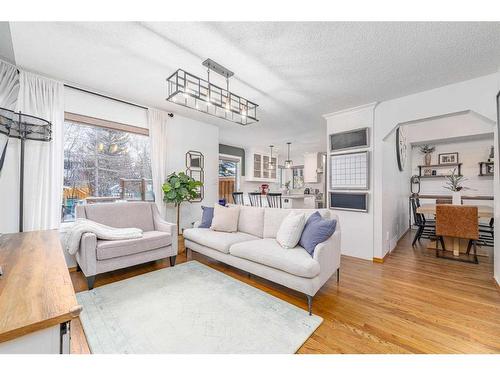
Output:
[
  {"xmin": 232, "ymin": 192, "xmax": 244, "ymax": 205},
  {"xmin": 248, "ymin": 192, "xmax": 262, "ymax": 207},
  {"xmin": 266, "ymin": 193, "xmax": 282, "ymax": 208}
]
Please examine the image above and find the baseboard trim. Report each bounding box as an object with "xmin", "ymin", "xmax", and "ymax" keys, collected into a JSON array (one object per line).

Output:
[
  {"xmin": 68, "ymin": 266, "xmax": 78, "ymax": 273},
  {"xmin": 372, "ymin": 257, "xmax": 385, "ymax": 263}
]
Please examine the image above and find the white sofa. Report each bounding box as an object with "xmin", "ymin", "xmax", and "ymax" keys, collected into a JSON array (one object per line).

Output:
[{"xmin": 183, "ymin": 206, "xmax": 341, "ymax": 314}]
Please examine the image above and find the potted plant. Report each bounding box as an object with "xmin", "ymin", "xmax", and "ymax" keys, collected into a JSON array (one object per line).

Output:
[
  {"xmin": 284, "ymin": 180, "xmax": 291, "ymax": 195},
  {"xmin": 162, "ymin": 172, "xmax": 203, "ymax": 235},
  {"xmin": 443, "ymin": 168, "xmax": 468, "ymax": 205},
  {"xmin": 418, "ymin": 144, "xmax": 435, "ymax": 166}
]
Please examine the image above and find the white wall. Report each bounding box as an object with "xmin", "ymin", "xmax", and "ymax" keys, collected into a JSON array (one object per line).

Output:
[
  {"xmin": 164, "ymin": 115, "xmax": 219, "ymax": 231},
  {"xmin": 324, "ymin": 103, "xmax": 376, "ymax": 260},
  {"xmin": 373, "ymin": 73, "xmax": 499, "ymax": 263},
  {"xmin": 65, "ymin": 86, "xmax": 148, "ymax": 128},
  {"xmin": 409, "ymin": 137, "xmax": 494, "ymax": 196}
]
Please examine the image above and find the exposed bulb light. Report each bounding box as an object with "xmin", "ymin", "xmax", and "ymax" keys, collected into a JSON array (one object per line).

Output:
[
  {"xmin": 284, "ymin": 142, "xmax": 293, "ymax": 169},
  {"xmin": 269, "ymin": 145, "xmax": 275, "ymax": 170}
]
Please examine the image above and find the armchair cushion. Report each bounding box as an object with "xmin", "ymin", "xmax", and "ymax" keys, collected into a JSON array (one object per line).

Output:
[
  {"xmin": 82, "ymin": 202, "xmax": 155, "ymax": 232},
  {"xmin": 96, "ymin": 231, "xmax": 172, "ymax": 260}
]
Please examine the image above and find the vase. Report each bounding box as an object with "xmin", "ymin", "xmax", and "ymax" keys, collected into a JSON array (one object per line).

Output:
[
  {"xmin": 452, "ymin": 191, "xmax": 462, "ymax": 205},
  {"xmin": 424, "ymin": 153, "xmax": 432, "ymax": 166}
]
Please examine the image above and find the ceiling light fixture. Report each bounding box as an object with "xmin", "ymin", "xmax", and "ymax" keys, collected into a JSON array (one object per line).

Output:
[
  {"xmin": 269, "ymin": 145, "xmax": 275, "ymax": 170},
  {"xmin": 284, "ymin": 142, "xmax": 293, "ymax": 169},
  {"xmin": 166, "ymin": 59, "xmax": 259, "ymax": 126}
]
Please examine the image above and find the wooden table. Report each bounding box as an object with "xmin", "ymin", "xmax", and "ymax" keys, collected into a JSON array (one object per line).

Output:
[
  {"xmin": 417, "ymin": 204, "xmax": 494, "ymax": 218},
  {"xmin": 0, "ymin": 230, "xmax": 81, "ymax": 353},
  {"xmin": 416, "ymin": 204, "xmax": 494, "ymax": 257}
]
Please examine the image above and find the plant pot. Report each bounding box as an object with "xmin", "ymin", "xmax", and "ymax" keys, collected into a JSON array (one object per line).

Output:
[
  {"xmin": 452, "ymin": 191, "xmax": 462, "ymax": 205},
  {"xmin": 424, "ymin": 153, "xmax": 432, "ymax": 166}
]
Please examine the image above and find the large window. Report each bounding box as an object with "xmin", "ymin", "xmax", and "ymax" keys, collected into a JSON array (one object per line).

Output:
[{"xmin": 62, "ymin": 114, "xmax": 153, "ymax": 222}]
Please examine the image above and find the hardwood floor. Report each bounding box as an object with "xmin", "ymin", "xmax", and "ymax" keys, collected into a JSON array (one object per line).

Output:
[{"xmin": 70, "ymin": 231, "xmax": 500, "ymax": 354}]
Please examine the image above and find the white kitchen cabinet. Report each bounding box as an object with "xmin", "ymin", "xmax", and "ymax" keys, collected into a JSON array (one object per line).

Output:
[
  {"xmin": 247, "ymin": 149, "xmax": 277, "ymax": 182},
  {"xmin": 304, "ymin": 152, "xmax": 322, "ymax": 183}
]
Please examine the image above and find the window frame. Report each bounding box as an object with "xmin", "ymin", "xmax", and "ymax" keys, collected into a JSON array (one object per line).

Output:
[{"xmin": 62, "ymin": 112, "xmax": 153, "ymax": 222}]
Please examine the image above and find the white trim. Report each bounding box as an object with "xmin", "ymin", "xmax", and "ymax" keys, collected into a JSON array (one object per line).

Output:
[{"xmin": 322, "ymin": 102, "xmax": 378, "ymax": 120}]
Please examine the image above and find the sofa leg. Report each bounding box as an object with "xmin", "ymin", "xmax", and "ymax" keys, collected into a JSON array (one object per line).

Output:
[
  {"xmin": 169, "ymin": 255, "xmax": 177, "ymax": 267},
  {"xmin": 337, "ymin": 268, "xmax": 340, "ymax": 283},
  {"xmin": 306, "ymin": 295, "xmax": 313, "ymax": 316},
  {"xmin": 76, "ymin": 263, "xmax": 81, "ymax": 272},
  {"xmin": 87, "ymin": 275, "xmax": 96, "ymax": 290}
]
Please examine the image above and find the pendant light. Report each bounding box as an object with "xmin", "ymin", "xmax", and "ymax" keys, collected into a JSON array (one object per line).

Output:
[
  {"xmin": 268, "ymin": 145, "xmax": 275, "ymax": 170},
  {"xmin": 284, "ymin": 142, "xmax": 293, "ymax": 169}
]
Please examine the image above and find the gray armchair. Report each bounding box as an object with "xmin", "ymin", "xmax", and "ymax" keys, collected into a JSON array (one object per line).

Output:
[{"xmin": 75, "ymin": 202, "xmax": 177, "ymax": 289}]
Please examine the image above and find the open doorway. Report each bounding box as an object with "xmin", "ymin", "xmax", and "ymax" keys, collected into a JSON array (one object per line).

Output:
[{"xmin": 219, "ymin": 154, "xmax": 241, "ymax": 204}]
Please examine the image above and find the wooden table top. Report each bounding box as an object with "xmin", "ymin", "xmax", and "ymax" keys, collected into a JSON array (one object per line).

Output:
[
  {"xmin": 0, "ymin": 230, "xmax": 81, "ymax": 343},
  {"xmin": 417, "ymin": 204, "xmax": 494, "ymax": 218}
]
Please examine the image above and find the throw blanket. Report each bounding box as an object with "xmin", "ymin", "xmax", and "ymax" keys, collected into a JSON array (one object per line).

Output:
[{"xmin": 64, "ymin": 219, "xmax": 143, "ymax": 255}]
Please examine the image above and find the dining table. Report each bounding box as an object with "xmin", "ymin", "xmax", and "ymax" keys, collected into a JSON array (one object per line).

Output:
[{"xmin": 416, "ymin": 204, "xmax": 494, "ymax": 256}]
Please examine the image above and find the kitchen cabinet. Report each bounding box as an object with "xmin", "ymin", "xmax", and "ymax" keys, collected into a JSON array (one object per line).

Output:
[
  {"xmin": 247, "ymin": 150, "xmax": 277, "ymax": 182},
  {"xmin": 304, "ymin": 152, "xmax": 323, "ymax": 183}
]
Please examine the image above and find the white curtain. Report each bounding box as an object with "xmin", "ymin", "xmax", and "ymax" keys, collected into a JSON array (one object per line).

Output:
[
  {"xmin": 0, "ymin": 60, "xmax": 19, "ymax": 109},
  {"xmin": 148, "ymin": 108, "xmax": 169, "ymax": 219},
  {"xmin": 17, "ymin": 71, "xmax": 64, "ymax": 231}
]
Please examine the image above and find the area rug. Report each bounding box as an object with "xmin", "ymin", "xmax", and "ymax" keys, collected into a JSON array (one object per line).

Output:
[{"xmin": 76, "ymin": 261, "xmax": 322, "ymax": 353}]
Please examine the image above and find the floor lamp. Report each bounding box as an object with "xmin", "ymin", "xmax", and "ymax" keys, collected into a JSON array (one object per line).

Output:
[{"xmin": 0, "ymin": 107, "xmax": 52, "ymax": 232}]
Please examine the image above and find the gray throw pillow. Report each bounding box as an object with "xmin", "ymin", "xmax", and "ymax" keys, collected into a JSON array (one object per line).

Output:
[
  {"xmin": 299, "ymin": 211, "xmax": 337, "ymax": 256},
  {"xmin": 198, "ymin": 206, "xmax": 214, "ymax": 228}
]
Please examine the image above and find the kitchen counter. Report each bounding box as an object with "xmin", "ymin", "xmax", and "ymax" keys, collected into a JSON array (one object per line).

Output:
[
  {"xmin": 281, "ymin": 194, "xmax": 316, "ymax": 208},
  {"xmin": 281, "ymin": 194, "xmax": 316, "ymax": 199}
]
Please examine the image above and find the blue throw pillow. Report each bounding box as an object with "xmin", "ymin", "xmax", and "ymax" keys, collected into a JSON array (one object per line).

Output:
[
  {"xmin": 198, "ymin": 206, "xmax": 214, "ymax": 228},
  {"xmin": 299, "ymin": 211, "xmax": 337, "ymax": 256}
]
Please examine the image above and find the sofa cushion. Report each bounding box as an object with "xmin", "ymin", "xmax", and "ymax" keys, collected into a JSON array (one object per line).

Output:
[
  {"xmin": 229, "ymin": 238, "xmax": 320, "ymax": 278},
  {"xmin": 263, "ymin": 208, "xmax": 331, "ymax": 238},
  {"xmin": 237, "ymin": 206, "xmax": 265, "ymax": 237},
  {"xmin": 299, "ymin": 211, "xmax": 337, "ymax": 256},
  {"xmin": 83, "ymin": 202, "xmax": 155, "ymax": 232},
  {"xmin": 199, "ymin": 206, "xmax": 214, "ymax": 228},
  {"xmin": 183, "ymin": 228, "xmax": 258, "ymax": 254},
  {"xmin": 276, "ymin": 212, "xmax": 306, "ymax": 248},
  {"xmin": 210, "ymin": 204, "xmax": 240, "ymax": 233},
  {"xmin": 96, "ymin": 230, "xmax": 172, "ymax": 260}
]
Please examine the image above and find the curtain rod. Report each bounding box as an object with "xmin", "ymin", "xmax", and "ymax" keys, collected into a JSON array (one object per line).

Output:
[{"xmin": 64, "ymin": 84, "xmax": 149, "ymax": 111}]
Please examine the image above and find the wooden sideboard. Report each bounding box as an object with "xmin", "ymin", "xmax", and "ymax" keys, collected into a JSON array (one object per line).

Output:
[{"xmin": 0, "ymin": 230, "xmax": 81, "ymax": 353}]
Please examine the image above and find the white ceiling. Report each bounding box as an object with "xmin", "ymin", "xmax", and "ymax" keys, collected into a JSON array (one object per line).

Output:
[{"xmin": 5, "ymin": 22, "xmax": 500, "ymax": 158}]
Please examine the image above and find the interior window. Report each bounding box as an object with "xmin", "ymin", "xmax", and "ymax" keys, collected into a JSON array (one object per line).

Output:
[{"xmin": 62, "ymin": 118, "xmax": 152, "ymax": 222}]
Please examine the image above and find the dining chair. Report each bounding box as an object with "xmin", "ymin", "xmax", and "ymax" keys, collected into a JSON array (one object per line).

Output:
[
  {"xmin": 248, "ymin": 192, "xmax": 262, "ymax": 207},
  {"xmin": 411, "ymin": 197, "xmax": 436, "ymax": 246},
  {"xmin": 232, "ymin": 192, "xmax": 244, "ymax": 205},
  {"xmin": 266, "ymin": 193, "xmax": 282, "ymax": 208},
  {"xmin": 478, "ymin": 218, "xmax": 494, "ymax": 247},
  {"xmin": 435, "ymin": 205, "xmax": 479, "ymax": 264}
]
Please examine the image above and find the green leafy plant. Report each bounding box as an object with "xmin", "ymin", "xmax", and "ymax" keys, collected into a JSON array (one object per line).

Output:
[
  {"xmin": 443, "ymin": 168, "xmax": 468, "ymax": 192},
  {"xmin": 162, "ymin": 172, "xmax": 203, "ymax": 235},
  {"xmin": 284, "ymin": 181, "xmax": 291, "ymax": 190},
  {"xmin": 418, "ymin": 144, "xmax": 435, "ymax": 154}
]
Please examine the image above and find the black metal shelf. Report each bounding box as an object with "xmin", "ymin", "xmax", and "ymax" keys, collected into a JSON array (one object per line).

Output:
[{"xmin": 418, "ymin": 163, "xmax": 462, "ymax": 179}]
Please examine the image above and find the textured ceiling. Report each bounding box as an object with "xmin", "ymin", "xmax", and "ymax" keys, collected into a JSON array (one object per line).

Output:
[{"xmin": 6, "ymin": 22, "xmax": 500, "ymax": 158}]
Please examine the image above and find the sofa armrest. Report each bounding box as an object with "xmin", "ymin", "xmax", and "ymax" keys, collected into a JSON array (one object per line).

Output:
[
  {"xmin": 152, "ymin": 204, "xmax": 178, "ymax": 255},
  {"xmin": 313, "ymin": 229, "xmax": 341, "ymax": 276},
  {"xmin": 193, "ymin": 220, "xmax": 201, "ymax": 228},
  {"xmin": 76, "ymin": 232, "xmax": 97, "ymax": 276}
]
